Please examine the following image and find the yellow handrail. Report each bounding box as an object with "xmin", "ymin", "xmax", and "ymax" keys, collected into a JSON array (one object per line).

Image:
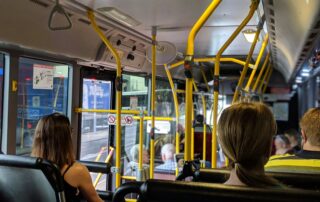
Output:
[
  {"xmin": 150, "ymin": 27, "xmax": 157, "ymax": 179},
  {"xmin": 93, "ymin": 147, "xmax": 114, "ymax": 187},
  {"xmin": 258, "ymin": 63, "xmax": 271, "ymax": 93},
  {"xmin": 212, "ymin": 0, "xmax": 259, "ymax": 168},
  {"xmin": 200, "ymin": 67, "xmax": 210, "ymax": 91},
  {"xmin": 184, "ymin": 0, "xmax": 222, "ymax": 162},
  {"xmin": 88, "ymin": 10, "xmax": 123, "ymax": 188},
  {"xmin": 164, "ymin": 64, "xmax": 180, "ymax": 176},
  {"xmin": 252, "ymin": 53, "xmax": 270, "ymax": 92},
  {"xmin": 186, "ymin": 0, "xmax": 222, "ymax": 56},
  {"xmin": 232, "ymin": 26, "xmax": 262, "ymax": 103},
  {"xmin": 138, "ymin": 115, "xmax": 144, "ymax": 180},
  {"xmin": 244, "ymin": 33, "xmax": 269, "ymax": 91},
  {"xmin": 74, "ymin": 108, "xmax": 146, "ymax": 115},
  {"xmin": 262, "ymin": 66, "xmax": 273, "ymax": 93},
  {"xmin": 169, "ymin": 57, "xmax": 255, "ymax": 70}
]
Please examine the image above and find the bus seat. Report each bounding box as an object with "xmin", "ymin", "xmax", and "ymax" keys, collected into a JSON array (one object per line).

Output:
[
  {"xmin": 0, "ymin": 154, "xmax": 65, "ymax": 202},
  {"xmin": 193, "ymin": 129, "xmax": 212, "ymax": 163},
  {"xmin": 138, "ymin": 180, "xmax": 320, "ymax": 202},
  {"xmin": 112, "ymin": 181, "xmax": 143, "ymax": 202},
  {"xmin": 154, "ymin": 169, "xmax": 176, "ymax": 181},
  {"xmin": 195, "ymin": 168, "xmax": 320, "ymax": 190}
]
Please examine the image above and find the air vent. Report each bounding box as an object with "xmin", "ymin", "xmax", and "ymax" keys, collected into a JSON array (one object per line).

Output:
[
  {"xmin": 29, "ymin": 0, "xmax": 49, "ymax": 8},
  {"xmin": 270, "ymin": 18, "xmax": 275, "ymax": 24},
  {"xmin": 269, "ymin": 9, "xmax": 274, "ymax": 16},
  {"xmin": 269, "ymin": 0, "xmax": 274, "ymax": 6}
]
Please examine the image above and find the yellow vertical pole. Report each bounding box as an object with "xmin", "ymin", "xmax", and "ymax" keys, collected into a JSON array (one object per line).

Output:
[
  {"xmin": 185, "ymin": 0, "xmax": 222, "ymax": 162},
  {"xmin": 262, "ymin": 67, "xmax": 273, "ymax": 93},
  {"xmin": 164, "ymin": 64, "xmax": 180, "ymax": 176},
  {"xmin": 87, "ymin": 11, "xmax": 122, "ymax": 188},
  {"xmin": 200, "ymin": 67, "xmax": 210, "ymax": 167},
  {"xmin": 212, "ymin": 0, "xmax": 259, "ymax": 168},
  {"xmin": 244, "ymin": 33, "xmax": 269, "ymax": 91},
  {"xmin": 258, "ymin": 63, "xmax": 272, "ymax": 93},
  {"xmin": 150, "ymin": 27, "xmax": 156, "ymax": 179},
  {"xmin": 191, "ymin": 80, "xmax": 199, "ymax": 160},
  {"xmin": 200, "ymin": 67, "xmax": 210, "ymax": 91},
  {"xmin": 252, "ymin": 53, "xmax": 270, "ymax": 92},
  {"xmin": 232, "ymin": 26, "xmax": 262, "ymax": 103},
  {"xmin": 202, "ymin": 98, "xmax": 207, "ymax": 167},
  {"xmin": 138, "ymin": 116, "xmax": 144, "ymax": 180}
]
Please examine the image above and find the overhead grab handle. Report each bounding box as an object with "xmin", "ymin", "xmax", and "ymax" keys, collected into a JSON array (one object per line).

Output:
[{"xmin": 48, "ymin": 0, "xmax": 72, "ymax": 31}]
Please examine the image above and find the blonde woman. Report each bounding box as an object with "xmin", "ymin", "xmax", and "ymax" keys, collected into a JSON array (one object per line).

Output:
[
  {"xmin": 218, "ymin": 102, "xmax": 279, "ymax": 187},
  {"xmin": 32, "ymin": 113, "xmax": 103, "ymax": 202}
]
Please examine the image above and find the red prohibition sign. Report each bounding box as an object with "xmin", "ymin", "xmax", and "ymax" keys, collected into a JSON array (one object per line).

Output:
[
  {"xmin": 125, "ymin": 116, "xmax": 133, "ymax": 124},
  {"xmin": 108, "ymin": 115, "xmax": 116, "ymax": 124}
]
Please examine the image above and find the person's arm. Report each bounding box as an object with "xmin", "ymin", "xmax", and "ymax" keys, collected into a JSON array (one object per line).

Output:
[{"xmin": 76, "ymin": 164, "xmax": 103, "ymax": 202}]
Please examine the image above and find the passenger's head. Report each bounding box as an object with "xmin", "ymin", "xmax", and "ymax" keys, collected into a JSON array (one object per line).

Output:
[
  {"xmin": 274, "ymin": 135, "xmax": 291, "ymax": 155},
  {"xmin": 300, "ymin": 108, "xmax": 320, "ymax": 147},
  {"xmin": 284, "ymin": 128, "xmax": 300, "ymax": 147},
  {"xmin": 218, "ymin": 102, "xmax": 277, "ymax": 187},
  {"xmin": 130, "ymin": 144, "xmax": 149, "ymax": 164},
  {"xmin": 161, "ymin": 143, "xmax": 175, "ymax": 162},
  {"xmin": 31, "ymin": 113, "xmax": 75, "ymax": 168}
]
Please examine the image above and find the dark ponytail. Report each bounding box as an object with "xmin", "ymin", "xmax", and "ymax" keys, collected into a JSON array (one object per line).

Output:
[{"xmin": 234, "ymin": 163, "xmax": 279, "ymax": 188}]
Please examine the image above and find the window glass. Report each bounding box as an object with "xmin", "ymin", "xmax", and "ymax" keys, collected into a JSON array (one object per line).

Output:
[
  {"xmin": 0, "ymin": 53, "xmax": 4, "ymax": 141},
  {"xmin": 154, "ymin": 79, "xmax": 175, "ymax": 173},
  {"xmin": 16, "ymin": 57, "xmax": 70, "ymax": 155},
  {"xmin": 121, "ymin": 74, "xmax": 148, "ymax": 180},
  {"xmin": 122, "ymin": 74, "xmax": 148, "ymax": 110}
]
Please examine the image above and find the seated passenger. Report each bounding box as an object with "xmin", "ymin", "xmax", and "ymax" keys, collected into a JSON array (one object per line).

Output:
[
  {"xmin": 274, "ymin": 135, "xmax": 293, "ymax": 155},
  {"xmin": 155, "ymin": 143, "xmax": 176, "ymax": 171},
  {"xmin": 31, "ymin": 113, "xmax": 103, "ymax": 202},
  {"xmin": 124, "ymin": 144, "xmax": 149, "ymax": 179},
  {"xmin": 265, "ymin": 108, "xmax": 320, "ymax": 173},
  {"xmin": 218, "ymin": 102, "xmax": 279, "ymax": 187},
  {"xmin": 284, "ymin": 128, "xmax": 301, "ymax": 153}
]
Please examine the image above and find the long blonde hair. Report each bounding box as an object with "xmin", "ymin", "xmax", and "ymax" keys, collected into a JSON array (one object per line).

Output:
[
  {"xmin": 218, "ymin": 102, "xmax": 278, "ymax": 187},
  {"xmin": 31, "ymin": 113, "xmax": 75, "ymax": 168}
]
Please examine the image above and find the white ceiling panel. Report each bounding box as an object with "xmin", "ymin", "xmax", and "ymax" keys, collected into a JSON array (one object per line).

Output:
[{"xmin": 75, "ymin": 0, "xmax": 263, "ymax": 56}]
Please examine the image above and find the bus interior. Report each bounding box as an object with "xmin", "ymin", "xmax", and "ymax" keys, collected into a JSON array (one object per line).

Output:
[{"xmin": 0, "ymin": 0, "xmax": 320, "ymax": 201}]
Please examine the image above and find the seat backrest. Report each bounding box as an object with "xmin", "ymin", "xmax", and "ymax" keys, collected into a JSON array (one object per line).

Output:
[
  {"xmin": 0, "ymin": 154, "xmax": 65, "ymax": 202},
  {"xmin": 196, "ymin": 168, "xmax": 320, "ymax": 190},
  {"xmin": 139, "ymin": 180, "xmax": 320, "ymax": 202},
  {"xmin": 193, "ymin": 128, "xmax": 212, "ymax": 162}
]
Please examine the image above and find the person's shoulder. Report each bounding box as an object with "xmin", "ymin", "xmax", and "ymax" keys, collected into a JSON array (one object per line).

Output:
[{"xmin": 67, "ymin": 162, "xmax": 90, "ymax": 177}]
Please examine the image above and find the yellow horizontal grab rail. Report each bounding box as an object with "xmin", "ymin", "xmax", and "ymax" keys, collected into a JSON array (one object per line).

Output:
[
  {"xmin": 133, "ymin": 116, "xmax": 175, "ymax": 121},
  {"xmin": 169, "ymin": 57, "xmax": 255, "ymax": 70},
  {"xmin": 121, "ymin": 176, "xmax": 136, "ymax": 180},
  {"xmin": 74, "ymin": 108, "xmax": 147, "ymax": 115}
]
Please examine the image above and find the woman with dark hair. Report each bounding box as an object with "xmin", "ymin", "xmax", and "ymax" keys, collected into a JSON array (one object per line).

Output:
[
  {"xmin": 32, "ymin": 113, "xmax": 103, "ymax": 202},
  {"xmin": 218, "ymin": 102, "xmax": 279, "ymax": 187}
]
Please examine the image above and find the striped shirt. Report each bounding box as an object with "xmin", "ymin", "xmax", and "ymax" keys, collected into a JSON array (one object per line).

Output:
[{"xmin": 265, "ymin": 150, "xmax": 320, "ymax": 173}]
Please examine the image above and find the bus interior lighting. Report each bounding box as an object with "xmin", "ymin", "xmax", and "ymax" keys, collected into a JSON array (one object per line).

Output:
[
  {"xmin": 97, "ymin": 7, "xmax": 141, "ymax": 27},
  {"xmin": 242, "ymin": 29, "xmax": 257, "ymax": 43}
]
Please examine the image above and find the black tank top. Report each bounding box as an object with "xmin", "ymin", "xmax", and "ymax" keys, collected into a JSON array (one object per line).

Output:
[{"xmin": 62, "ymin": 164, "xmax": 82, "ymax": 202}]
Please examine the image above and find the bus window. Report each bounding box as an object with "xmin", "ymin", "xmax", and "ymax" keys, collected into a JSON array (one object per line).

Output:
[
  {"xmin": 80, "ymin": 78, "xmax": 111, "ymax": 161},
  {"xmin": 16, "ymin": 57, "xmax": 70, "ymax": 155},
  {"xmin": 122, "ymin": 74, "xmax": 148, "ymax": 111},
  {"xmin": 122, "ymin": 74, "xmax": 148, "ymax": 178}
]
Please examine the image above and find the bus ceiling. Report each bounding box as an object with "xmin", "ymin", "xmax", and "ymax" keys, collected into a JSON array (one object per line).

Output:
[{"xmin": 0, "ymin": 0, "xmax": 319, "ymax": 83}]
